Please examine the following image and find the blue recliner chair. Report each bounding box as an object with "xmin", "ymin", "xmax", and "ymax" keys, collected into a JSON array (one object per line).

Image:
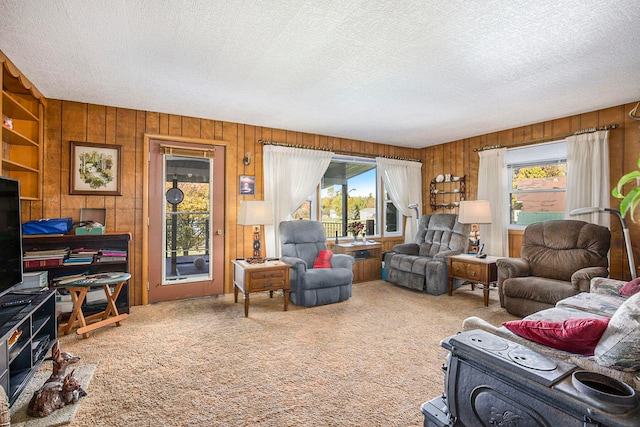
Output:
[{"xmin": 279, "ymin": 220, "xmax": 354, "ymax": 307}]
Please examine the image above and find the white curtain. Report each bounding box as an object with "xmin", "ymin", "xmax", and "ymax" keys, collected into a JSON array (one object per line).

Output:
[
  {"xmin": 263, "ymin": 145, "xmax": 334, "ymax": 257},
  {"xmin": 564, "ymin": 130, "xmax": 610, "ymax": 228},
  {"xmin": 478, "ymin": 148, "xmax": 508, "ymax": 257},
  {"xmin": 376, "ymin": 157, "xmax": 422, "ymax": 243}
]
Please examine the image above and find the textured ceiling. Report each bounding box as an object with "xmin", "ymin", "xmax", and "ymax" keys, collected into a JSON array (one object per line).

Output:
[{"xmin": 1, "ymin": 1, "xmax": 639, "ymax": 148}]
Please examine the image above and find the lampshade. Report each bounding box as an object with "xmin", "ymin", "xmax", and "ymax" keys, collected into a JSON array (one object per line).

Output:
[
  {"xmin": 238, "ymin": 200, "xmax": 273, "ymax": 225},
  {"xmin": 458, "ymin": 200, "xmax": 492, "ymax": 224}
]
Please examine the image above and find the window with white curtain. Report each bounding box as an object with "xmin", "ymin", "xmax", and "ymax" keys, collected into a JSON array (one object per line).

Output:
[
  {"xmin": 291, "ymin": 155, "xmax": 402, "ymax": 238},
  {"xmin": 507, "ymin": 140, "xmax": 567, "ymax": 226}
]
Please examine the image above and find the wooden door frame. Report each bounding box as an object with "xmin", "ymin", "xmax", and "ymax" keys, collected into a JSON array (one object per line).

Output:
[{"xmin": 142, "ymin": 134, "xmax": 228, "ymax": 305}]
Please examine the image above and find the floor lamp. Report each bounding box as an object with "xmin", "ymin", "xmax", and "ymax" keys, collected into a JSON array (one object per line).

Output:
[
  {"xmin": 570, "ymin": 207, "xmax": 637, "ymax": 279},
  {"xmin": 408, "ymin": 203, "xmax": 420, "ymax": 227}
]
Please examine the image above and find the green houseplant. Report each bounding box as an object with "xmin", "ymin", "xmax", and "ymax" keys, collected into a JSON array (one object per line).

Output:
[{"xmin": 612, "ymin": 155, "xmax": 640, "ymax": 222}]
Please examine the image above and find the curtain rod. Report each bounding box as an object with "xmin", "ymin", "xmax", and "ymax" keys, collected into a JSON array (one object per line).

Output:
[
  {"xmin": 258, "ymin": 139, "xmax": 422, "ymax": 162},
  {"xmin": 473, "ymin": 124, "xmax": 618, "ymax": 152}
]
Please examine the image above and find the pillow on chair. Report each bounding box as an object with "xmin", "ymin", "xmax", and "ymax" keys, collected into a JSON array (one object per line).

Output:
[{"xmin": 313, "ymin": 250, "xmax": 333, "ymax": 268}]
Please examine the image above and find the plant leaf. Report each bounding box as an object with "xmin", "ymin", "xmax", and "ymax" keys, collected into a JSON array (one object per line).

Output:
[
  {"xmin": 625, "ymin": 187, "xmax": 640, "ymax": 222},
  {"xmin": 614, "ymin": 170, "xmax": 640, "ymax": 199}
]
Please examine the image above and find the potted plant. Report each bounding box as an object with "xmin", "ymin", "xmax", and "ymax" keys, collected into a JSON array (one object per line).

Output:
[{"xmin": 612, "ymin": 155, "xmax": 640, "ymax": 222}]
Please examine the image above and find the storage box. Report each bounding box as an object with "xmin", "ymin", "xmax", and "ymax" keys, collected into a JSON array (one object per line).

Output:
[
  {"xmin": 75, "ymin": 225, "xmax": 105, "ymax": 235},
  {"xmin": 15, "ymin": 271, "xmax": 48, "ymax": 290},
  {"xmin": 55, "ymin": 291, "xmax": 73, "ymax": 314},
  {"xmin": 80, "ymin": 208, "xmax": 106, "ymax": 225}
]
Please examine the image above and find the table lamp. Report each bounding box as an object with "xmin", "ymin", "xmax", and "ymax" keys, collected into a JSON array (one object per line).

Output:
[
  {"xmin": 238, "ymin": 200, "xmax": 273, "ymax": 263},
  {"xmin": 458, "ymin": 200, "xmax": 492, "ymax": 256}
]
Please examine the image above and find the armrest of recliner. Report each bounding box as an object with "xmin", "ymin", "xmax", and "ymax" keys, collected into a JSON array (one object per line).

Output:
[
  {"xmin": 433, "ymin": 249, "xmax": 463, "ymax": 260},
  {"xmin": 330, "ymin": 253, "xmax": 354, "ymax": 269},
  {"xmin": 496, "ymin": 257, "xmax": 530, "ymax": 308},
  {"xmin": 571, "ymin": 266, "xmax": 609, "ymax": 292},
  {"xmin": 496, "ymin": 258, "xmax": 530, "ymax": 279},
  {"xmin": 281, "ymin": 255, "xmax": 308, "ymax": 275},
  {"xmin": 391, "ymin": 243, "xmax": 419, "ymax": 255}
]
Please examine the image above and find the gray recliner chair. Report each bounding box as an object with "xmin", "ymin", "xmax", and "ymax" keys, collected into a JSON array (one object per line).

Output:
[
  {"xmin": 497, "ymin": 219, "xmax": 610, "ymax": 318},
  {"xmin": 384, "ymin": 214, "xmax": 469, "ymax": 295},
  {"xmin": 279, "ymin": 220, "xmax": 354, "ymax": 307}
]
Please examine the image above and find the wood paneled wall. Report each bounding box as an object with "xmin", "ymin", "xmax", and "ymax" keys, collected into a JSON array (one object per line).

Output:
[
  {"xmin": 22, "ymin": 100, "xmax": 418, "ymax": 305},
  {"xmin": 422, "ymin": 103, "xmax": 640, "ymax": 281},
  {"xmin": 20, "ymin": 100, "xmax": 640, "ymax": 305}
]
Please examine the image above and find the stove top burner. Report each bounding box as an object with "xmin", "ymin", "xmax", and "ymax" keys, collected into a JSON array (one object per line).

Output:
[
  {"xmin": 467, "ymin": 333, "xmax": 509, "ymax": 351},
  {"xmin": 508, "ymin": 348, "xmax": 557, "ymax": 371}
]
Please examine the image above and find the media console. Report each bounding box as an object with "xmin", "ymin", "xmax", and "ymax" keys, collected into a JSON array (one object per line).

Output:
[{"xmin": 0, "ymin": 289, "xmax": 56, "ymax": 406}]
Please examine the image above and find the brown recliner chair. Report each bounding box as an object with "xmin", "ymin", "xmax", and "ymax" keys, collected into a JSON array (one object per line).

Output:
[{"xmin": 497, "ymin": 220, "xmax": 610, "ymax": 317}]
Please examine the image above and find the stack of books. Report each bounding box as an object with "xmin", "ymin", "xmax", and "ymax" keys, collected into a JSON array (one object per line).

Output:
[
  {"xmin": 51, "ymin": 272, "xmax": 89, "ymax": 286},
  {"xmin": 23, "ymin": 248, "xmax": 69, "ymax": 268},
  {"xmin": 63, "ymin": 248, "xmax": 99, "ymax": 265},
  {"xmin": 95, "ymin": 249, "xmax": 127, "ymax": 263}
]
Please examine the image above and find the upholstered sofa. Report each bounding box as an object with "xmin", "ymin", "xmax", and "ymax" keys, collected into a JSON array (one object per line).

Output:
[
  {"xmin": 383, "ymin": 214, "xmax": 469, "ymax": 295},
  {"xmin": 463, "ymin": 277, "xmax": 640, "ymax": 391}
]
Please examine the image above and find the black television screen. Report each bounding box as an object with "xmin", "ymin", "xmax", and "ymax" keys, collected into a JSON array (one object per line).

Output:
[{"xmin": 0, "ymin": 177, "xmax": 22, "ymax": 297}]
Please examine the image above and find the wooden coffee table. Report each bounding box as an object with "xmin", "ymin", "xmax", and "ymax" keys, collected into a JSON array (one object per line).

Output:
[
  {"xmin": 232, "ymin": 260, "xmax": 291, "ymax": 317},
  {"xmin": 447, "ymin": 254, "xmax": 499, "ymax": 306}
]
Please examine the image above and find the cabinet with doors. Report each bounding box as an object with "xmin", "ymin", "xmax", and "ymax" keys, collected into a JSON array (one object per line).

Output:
[
  {"xmin": 331, "ymin": 241, "xmax": 382, "ymax": 283},
  {"xmin": 1, "ymin": 50, "xmax": 45, "ymax": 200},
  {"xmin": 429, "ymin": 175, "xmax": 465, "ymax": 210}
]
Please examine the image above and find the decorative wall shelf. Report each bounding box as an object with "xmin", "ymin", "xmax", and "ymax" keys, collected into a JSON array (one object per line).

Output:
[{"xmin": 430, "ymin": 175, "xmax": 466, "ymax": 210}]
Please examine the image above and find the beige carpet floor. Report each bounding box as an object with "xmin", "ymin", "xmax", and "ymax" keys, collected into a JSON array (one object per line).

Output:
[{"xmin": 49, "ymin": 280, "xmax": 517, "ymax": 427}]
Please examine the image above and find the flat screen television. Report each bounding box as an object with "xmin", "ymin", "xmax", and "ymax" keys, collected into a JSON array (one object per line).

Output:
[{"xmin": 0, "ymin": 177, "xmax": 22, "ymax": 298}]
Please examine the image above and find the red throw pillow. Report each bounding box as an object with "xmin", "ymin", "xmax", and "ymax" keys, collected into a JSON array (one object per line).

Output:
[
  {"xmin": 619, "ymin": 277, "xmax": 640, "ymax": 297},
  {"xmin": 503, "ymin": 317, "xmax": 610, "ymax": 356},
  {"xmin": 313, "ymin": 250, "xmax": 333, "ymax": 268}
]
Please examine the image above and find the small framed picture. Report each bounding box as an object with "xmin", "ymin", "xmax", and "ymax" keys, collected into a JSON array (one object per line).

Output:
[
  {"xmin": 70, "ymin": 142, "xmax": 122, "ymax": 195},
  {"xmin": 239, "ymin": 175, "xmax": 255, "ymax": 196}
]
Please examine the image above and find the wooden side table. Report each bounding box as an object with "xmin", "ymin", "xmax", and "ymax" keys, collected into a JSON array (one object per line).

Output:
[
  {"xmin": 58, "ymin": 272, "xmax": 131, "ymax": 338},
  {"xmin": 232, "ymin": 260, "xmax": 291, "ymax": 317},
  {"xmin": 447, "ymin": 254, "xmax": 499, "ymax": 306}
]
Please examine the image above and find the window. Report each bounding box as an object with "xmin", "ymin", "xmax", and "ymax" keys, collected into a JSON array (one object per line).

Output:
[
  {"xmin": 507, "ymin": 141, "xmax": 567, "ymax": 226},
  {"xmin": 383, "ymin": 190, "xmax": 400, "ymax": 234},
  {"xmin": 291, "ymin": 155, "xmax": 402, "ymax": 238},
  {"xmin": 291, "ymin": 197, "xmax": 313, "ymax": 220},
  {"xmin": 163, "ymin": 155, "xmax": 212, "ymax": 283}
]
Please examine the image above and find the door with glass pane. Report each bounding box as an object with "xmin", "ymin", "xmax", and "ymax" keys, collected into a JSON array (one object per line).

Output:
[{"xmin": 148, "ymin": 139, "xmax": 225, "ymax": 303}]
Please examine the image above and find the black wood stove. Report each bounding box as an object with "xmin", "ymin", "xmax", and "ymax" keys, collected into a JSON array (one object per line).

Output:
[{"xmin": 422, "ymin": 329, "xmax": 640, "ymax": 427}]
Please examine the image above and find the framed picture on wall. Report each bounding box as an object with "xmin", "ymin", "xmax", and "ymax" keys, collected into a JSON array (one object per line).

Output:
[
  {"xmin": 70, "ymin": 142, "xmax": 122, "ymax": 195},
  {"xmin": 239, "ymin": 175, "xmax": 255, "ymax": 196}
]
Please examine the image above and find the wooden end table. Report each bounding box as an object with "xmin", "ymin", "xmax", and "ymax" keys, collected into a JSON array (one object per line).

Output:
[
  {"xmin": 447, "ymin": 254, "xmax": 499, "ymax": 306},
  {"xmin": 58, "ymin": 272, "xmax": 130, "ymax": 338},
  {"xmin": 232, "ymin": 260, "xmax": 291, "ymax": 317}
]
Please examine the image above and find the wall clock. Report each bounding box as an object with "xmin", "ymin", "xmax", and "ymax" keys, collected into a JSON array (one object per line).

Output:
[{"xmin": 166, "ymin": 187, "xmax": 184, "ymax": 205}]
